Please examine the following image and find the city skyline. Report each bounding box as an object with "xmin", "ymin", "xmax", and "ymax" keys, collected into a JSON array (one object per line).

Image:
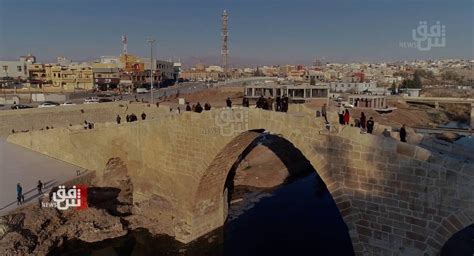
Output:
[{"xmin": 0, "ymin": 0, "xmax": 473, "ymax": 65}]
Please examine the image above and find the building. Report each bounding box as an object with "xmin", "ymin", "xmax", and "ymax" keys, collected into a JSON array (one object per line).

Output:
[
  {"xmin": 347, "ymin": 95, "xmax": 388, "ymax": 109},
  {"xmin": 92, "ymin": 63, "xmax": 120, "ymax": 90},
  {"xmin": 244, "ymin": 83, "xmax": 329, "ymax": 102},
  {"xmin": 141, "ymin": 58, "xmax": 175, "ymax": 80},
  {"xmin": 119, "ymin": 54, "xmax": 144, "ymax": 73},
  {"xmin": 287, "ymin": 69, "xmax": 306, "ymax": 81},
  {"xmin": 329, "ymin": 81, "xmax": 377, "ymax": 93},
  {"xmin": 0, "ymin": 58, "xmax": 29, "ymax": 80},
  {"xmin": 49, "ymin": 64, "xmax": 94, "ymax": 91}
]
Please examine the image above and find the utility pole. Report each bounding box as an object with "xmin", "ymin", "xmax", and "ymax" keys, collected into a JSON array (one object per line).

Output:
[
  {"xmin": 221, "ymin": 10, "xmax": 229, "ymax": 84},
  {"xmin": 146, "ymin": 37, "xmax": 156, "ymax": 104}
]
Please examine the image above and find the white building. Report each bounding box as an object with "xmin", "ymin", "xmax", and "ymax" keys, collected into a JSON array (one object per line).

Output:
[
  {"xmin": 329, "ymin": 81, "xmax": 377, "ymax": 93},
  {"xmin": 141, "ymin": 58, "xmax": 175, "ymax": 80},
  {"xmin": 0, "ymin": 55, "xmax": 35, "ymax": 79},
  {"xmin": 205, "ymin": 65, "xmax": 223, "ymax": 73}
]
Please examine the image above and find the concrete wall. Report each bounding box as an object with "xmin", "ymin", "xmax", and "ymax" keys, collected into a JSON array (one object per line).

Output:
[
  {"xmin": 0, "ymin": 102, "xmax": 170, "ymax": 137},
  {"xmin": 6, "ymin": 107, "xmax": 473, "ymax": 255}
]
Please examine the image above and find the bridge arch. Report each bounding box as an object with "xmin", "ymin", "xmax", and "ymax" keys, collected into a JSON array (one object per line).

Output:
[{"xmin": 187, "ymin": 128, "xmax": 354, "ymax": 245}]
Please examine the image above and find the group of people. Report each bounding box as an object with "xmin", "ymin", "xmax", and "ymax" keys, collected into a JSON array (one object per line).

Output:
[
  {"xmin": 83, "ymin": 120, "xmax": 95, "ymax": 129},
  {"xmin": 333, "ymin": 106, "xmax": 376, "ymax": 134},
  {"xmin": 116, "ymin": 112, "xmax": 147, "ymax": 124},
  {"xmin": 16, "ymin": 180, "xmax": 44, "ymax": 206},
  {"xmin": 241, "ymin": 95, "xmax": 289, "ymax": 112},
  {"xmin": 185, "ymin": 102, "xmax": 212, "ymax": 113},
  {"xmin": 355, "ymin": 112, "xmax": 375, "ymax": 134}
]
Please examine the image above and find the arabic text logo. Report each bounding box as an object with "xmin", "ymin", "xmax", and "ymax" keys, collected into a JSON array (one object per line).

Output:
[
  {"xmin": 214, "ymin": 108, "xmax": 249, "ymax": 136},
  {"xmin": 400, "ymin": 21, "xmax": 446, "ymax": 51},
  {"xmin": 42, "ymin": 185, "xmax": 88, "ymax": 210}
]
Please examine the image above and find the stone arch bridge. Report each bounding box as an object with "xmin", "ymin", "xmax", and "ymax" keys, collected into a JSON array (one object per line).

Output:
[{"xmin": 8, "ymin": 107, "xmax": 473, "ymax": 255}]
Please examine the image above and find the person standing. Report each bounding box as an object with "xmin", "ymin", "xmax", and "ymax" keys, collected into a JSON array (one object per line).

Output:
[
  {"xmin": 226, "ymin": 97, "xmax": 232, "ymax": 108},
  {"xmin": 338, "ymin": 106, "xmax": 345, "ymax": 125},
  {"xmin": 400, "ymin": 124, "xmax": 407, "ymax": 142},
  {"xmin": 194, "ymin": 102, "xmax": 203, "ymax": 113},
  {"xmin": 116, "ymin": 115, "xmax": 121, "ymax": 124},
  {"xmin": 321, "ymin": 104, "xmax": 328, "ymax": 123},
  {"xmin": 343, "ymin": 109, "xmax": 350, "ymax": 125},
  {"xmin": 37, "ymin": 180, "xmax": 43, "ymax": 194},
  {"xmin": 276, "ymin": 96, "xmax": 282, "ymax": 111},
  {"xmin": 366, "ymin": 117, "xmax": 375, "ymax": 134},
  {"xmin": 360, "ymin": 112, "xmax": 367, "ymax": 130},
  {"xmin": 16, "ymin": 183, "xmax": 23, "ymax": 205},
  {"xmin": 282, "ymin": 95, "xmax": 289, "ymax": 112}
]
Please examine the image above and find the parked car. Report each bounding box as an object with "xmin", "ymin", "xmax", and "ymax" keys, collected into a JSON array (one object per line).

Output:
[
  {"xmin": 38, "ymin": 102, "xmax": 59, "ymax": 108},
  {"xmin": 136, "ymin": 88, "xmax": 150, "ymax": 94},
  {"xmin": 61, "ymin": 101, "xmax": 76, "ymax": 106},
  {"xmin": 84, "ymin": 97, "xmax": 99, "ymax": 104},
  {"xmin": 11, "ymin": 104, "xmax": 33, "ymax": 110},
  {"xmin": 339, "ymin": 101, "xmax": 354, "ymax": 108},
  {"xmin": 98, "ymin": 98, "xmax": 113, "ymax": 103}
]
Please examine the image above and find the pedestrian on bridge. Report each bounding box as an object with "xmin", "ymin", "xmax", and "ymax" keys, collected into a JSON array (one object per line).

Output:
[
  {"xmin": 400, "ymin": 124, "xmax": 407, "ymax": 142},
  {"xmin": 321, "ymin": 104, "xmax": 328, "ymax": 123},
  {"xmin": 343, "ymin": 109, "xmax": 350, "ymax": 125},
  {"xmin": 194, "ymin": 102, "xmax": 203, "ymax": 113},
  {"xmin": 16, "ymin": 183, "xmax": 24, "ymax": 205},
  {"xmin": 37, "ymin": 180, "xmax": 43, "ymax": 194},
  {"xmin": 367, "ymin": 117, "xmax": 375, "ymax": 134}
]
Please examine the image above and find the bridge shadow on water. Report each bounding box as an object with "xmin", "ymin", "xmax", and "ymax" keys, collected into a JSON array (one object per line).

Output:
[{"xmin": 51, "ymin": 131, "xmax": 354, "ymax": 256}]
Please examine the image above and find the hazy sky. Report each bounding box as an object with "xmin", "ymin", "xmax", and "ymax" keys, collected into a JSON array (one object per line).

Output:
[{"xmin": 0, "ymin": 0, "xmax": 472, "ymax": 65}]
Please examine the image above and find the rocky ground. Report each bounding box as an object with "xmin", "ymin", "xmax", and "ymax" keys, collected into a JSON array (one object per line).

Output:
[{"xmin": 0, "ymin": 157, "xmax": 170, "ymax": 256}]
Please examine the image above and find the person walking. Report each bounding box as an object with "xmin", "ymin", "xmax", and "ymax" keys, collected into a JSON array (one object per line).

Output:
[
  {"xmin": 321, "ymin": 104, "xmax": 328, "ymax": 123},
  {"xmin": 37, "ymin": 180, "xmax": 43, "ymax": 194},
  {"xmin": 16, "ymin": 183, "xmax": 23, "ymax": 205},
  {"xmin": 366, "ymin": 117, "xmax": 375, "ymax": 134},
  {"xmin": 226, "ymin": 97, "xmax": 232, "ymax": 108},
  {"xmin": 400, "ymin": 124, "xmax": 407, "ymax": 142},
  {"xmin": 83, "ymin": 121, "xmax": 88, "ymax": 130},
  {"xmin": 116, "ymin": 115, "xmax": 121, "ymax": 124},
  {"xmin": 343, "ymin": 109, "xmax": 350, "ymax": 125}
]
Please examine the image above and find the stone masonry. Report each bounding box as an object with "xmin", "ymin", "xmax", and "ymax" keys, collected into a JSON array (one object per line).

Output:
[{"xmin": 7, "ymin": 106, "xmax": 474, "ymax": 255}]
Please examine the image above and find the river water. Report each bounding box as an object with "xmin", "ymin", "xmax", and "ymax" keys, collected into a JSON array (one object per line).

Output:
[{"xmin": 51, "ymin": 173, "xmax": 354, "ymax": 256}]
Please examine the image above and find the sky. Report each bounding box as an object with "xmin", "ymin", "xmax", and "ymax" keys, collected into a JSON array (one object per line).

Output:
[{"xmin": 0, "ymin": 0, "xmax": 473, "ymax": 66}]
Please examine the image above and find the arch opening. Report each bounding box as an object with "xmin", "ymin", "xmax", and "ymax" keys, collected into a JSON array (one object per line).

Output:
[
  {"xmin": 191, "ymin": 130, "xmax": 354, "ymax": 255},
  {"xmin": 441, "ymin": 224, "xmax": 474, "ymax": 256}
]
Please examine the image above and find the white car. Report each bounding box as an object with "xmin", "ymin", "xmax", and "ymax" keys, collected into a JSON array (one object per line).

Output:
[
  {"xmin": 341, "ymin": 102, "xmax": 354, "ymax": 108},
  {"xmin": 61, "ymin": 101, "xmax": 76, "ymax": 106},
  {"xmin": 84, "ymin": 97, "xmax": 99, "ymax": 104},
  {"xmin": 38, "ymin": 102, "xmax": 59, "ymax": 108}
]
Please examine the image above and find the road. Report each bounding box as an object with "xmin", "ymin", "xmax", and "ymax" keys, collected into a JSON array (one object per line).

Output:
[
  {"xmin": 0, "ymin": 77, "xmax": 274, "ymax": 110},
  {"xmin": 0, "ymin": 139, "xmax": 85, "ymax": 215}
]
